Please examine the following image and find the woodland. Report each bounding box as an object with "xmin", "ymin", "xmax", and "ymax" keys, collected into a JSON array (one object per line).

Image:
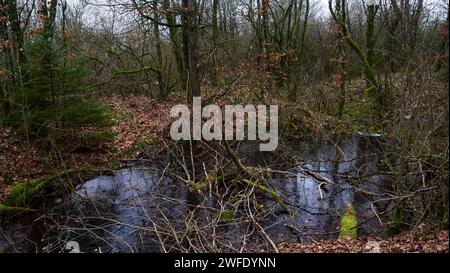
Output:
[{"xmin": 0, "ymin": 0, "xmax": 448, "ymax": 253}]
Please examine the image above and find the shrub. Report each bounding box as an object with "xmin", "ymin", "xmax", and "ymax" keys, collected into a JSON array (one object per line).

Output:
[{"xmin": 2, "ymin": 37, "xmax": 113, "ymax": 146}]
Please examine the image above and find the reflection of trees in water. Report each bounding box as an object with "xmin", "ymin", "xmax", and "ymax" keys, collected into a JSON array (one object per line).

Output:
[
  {"xmin": 307, "ymin": 136, "xmax": 387, "ymax": 240},
  {"xmin": 2, "ymin": 137, "xmax": 391, "ymax": 252}
]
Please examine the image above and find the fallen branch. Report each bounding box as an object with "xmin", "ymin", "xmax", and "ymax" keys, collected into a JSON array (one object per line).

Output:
[
  {"xmin": 301, "ymin": 167, "xmax": 333, "ymax": 185},
  {"xmin": 223, "ymin": 141, "xmax": 293, "ymax": 215},
  {"xmin": 241, "ymin": 179, "xmax": 293, "ymax": 215},
  {"xmin": 0, "ymin": 204, "xmax": 34, "ymax": 214}
]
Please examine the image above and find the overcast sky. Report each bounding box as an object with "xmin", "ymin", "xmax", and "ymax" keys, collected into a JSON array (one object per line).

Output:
[
  {"xmin": 64, "ymin": 0, "xmax": 331, "ymax": 15},
  {"xmin": 63, "ymin": 0, "xmax": 446, "ymax": 27}
]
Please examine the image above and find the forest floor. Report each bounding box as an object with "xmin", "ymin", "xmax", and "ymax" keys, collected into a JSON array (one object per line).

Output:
[
  {"xmin": 278, "ymin": 231, "xmax": 449, "ymax": 253},
  {"xmin": 0, "ymin": 94, "xmax": 176, "ymax": 201},
  {"xmin": 0, "ymin": 92, "xmax": 448, "ymax": 253}
]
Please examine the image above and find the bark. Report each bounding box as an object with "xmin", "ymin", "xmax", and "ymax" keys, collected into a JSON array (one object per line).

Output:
[
  {"xmin": 163, "ymin": 0, "xmax": 185, "ymax": 88},
  {"xmin": 153, "ymin": 0, "xmax": 165, "ymax": 98},
  {"xmin": 410, "ymin": 0, "xmax": 423, "ymax": 50},
  {"xmin": 7, "ymin": 0, "xmax": 26, "ymax": 64},
  {"xmin": 299, "ymin": 0, "xmax": 309, "ymax": 60},
  {"xmin": 387, "ymin": 0, "xmax": 403, "ymax": 73},
  {"xmin": 40, "ymin": 0, "xmax": 58, "ymax": 103},
  {"xmin": 182, "ymin": 0, "xmax": 201, "ymax": 102},
  {"xmin": 329, "ymin": 0, "xmax": 378, "ymax": 91},
  {"xmin": 211, "ymin": 0, "xmax": 219, "ymax": 85},
  {"xmin": 366, "ymin": 3, "xmax": 376, "ymax": 69}
]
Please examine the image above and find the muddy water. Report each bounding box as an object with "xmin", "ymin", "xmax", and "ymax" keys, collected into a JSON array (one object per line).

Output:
[{"xmin": 0, "ymin": 136, "xmax": 390, "ymax": 253}]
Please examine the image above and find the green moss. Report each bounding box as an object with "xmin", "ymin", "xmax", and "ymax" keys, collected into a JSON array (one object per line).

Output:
[
  {"xmin": 1, "ymin": 171, "xmax": 14, "ymax": 186},
  {"xmin": 304, "ymin": 108, "xmax": 315, "ymax": 118},
  {"xmin": 340, "ymin": 102, "xmax": 383, "ymax": 133},
  {"xmin": 144, "ymin": 137, "xmax": 156, "ymax": 146},
  {"xmin": 3, "ymin": 177, "xmax": 50, "ymax": 208},
  {"xmin": 384, "ymin": 207, "xmax": 403, "ymax": 237},
  {"xmin": 339, "ymin": 205, "xmax": 358, "ymax": 239},
  {"xmin": 189, "ymin": 180, "xmax": 209, "ymax": 192},
  {"xmin": 85, "ymin": 130, "xmax": 117, "ymax": 144},
  {"xmin": 216, "ymin": 210, "xmax": 235, "ymax": 224},
  {"xmin": 137, "ymin": 137, "xmax": 156, "ymax": 150},
  {"xmin": 241, "ymin": 179, "xmax": 294, "ymax": 215},
  {"xmin": 122, "ymin": 147, "xmax": 136, "ymax": 158},
  {"xmin": 0, "ymin": 204, "xmax": 31, "ymax": 214},
  {"xmin": 2, "ymin": 169, "xmax": 75, "ymax": 208}
]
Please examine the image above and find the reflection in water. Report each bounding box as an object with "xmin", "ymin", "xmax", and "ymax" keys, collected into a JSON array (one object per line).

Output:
[
  {"xmin": 66, "ymin": 168, "xmax": 189, "ymax": 253},
  {"xmin": 275, "ymin": 136, "xmax": 387, "ymax": 240},
  {"xmin": 0, "ymin": 136, "xmax": 389, "ymax": 252},
  {"xmin": 74, "ymin": 169, "xmax": 160, "ymax": 252}
]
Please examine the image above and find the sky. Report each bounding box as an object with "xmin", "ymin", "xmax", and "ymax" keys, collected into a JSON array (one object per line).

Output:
[
  {"xmin": 64, "ymin": 0, "xmax": 332, "ymax": 22},
  {"xmin": 63, "ymin": 0, "xmax": 446, "ymax": 27},
  {"xmin": 65, "ymin": 0, "xmax": 330, "ymax": 14}
]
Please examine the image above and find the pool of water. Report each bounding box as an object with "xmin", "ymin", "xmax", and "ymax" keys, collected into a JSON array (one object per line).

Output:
[
  {"xmin": 0, "ymin": 136, "xmax": 391, "ymax": 252},
  {"xmin": 270, "ymin": 136, "xmax": 389, "ymax": 242}
]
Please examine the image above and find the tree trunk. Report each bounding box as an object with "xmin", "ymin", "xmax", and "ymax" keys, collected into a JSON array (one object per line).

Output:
[
  {"xmin": 40, "ymin": 0, "xmax": 58, "ymax": 103},
  {"xmin": 211, "ymin": 0, "xmax": 219, "ymax": 86},
  {"xmin": 153, "ymin": 0, "xmax": 165, "ymax": 99},
  {"xmin": 366, "ymin": 2, "xmax": 376, "ymax": 74},
  {"xmin": 182, "ymin": 0, "xmax": 201, "ymax": 103},
  {"xmin": 163, "ymin": 0, "xmax": 185, "ymax": 90},
  {"xmin": 387, "ymin": 0, "xmax": 403, "ymax": 73},
  {"xmin": 7, "ymin": 0, "xmax": 26, "ymax": 64}
]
